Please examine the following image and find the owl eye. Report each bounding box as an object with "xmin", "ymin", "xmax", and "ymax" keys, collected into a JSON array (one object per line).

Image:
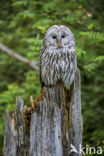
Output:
[
  {"xmin": 52, "ymin": 35, "xmax": 56, "ymax": 39},
  {"xmin": 61, "ymin": 35, "xmax": 65, "ymax": 38}
]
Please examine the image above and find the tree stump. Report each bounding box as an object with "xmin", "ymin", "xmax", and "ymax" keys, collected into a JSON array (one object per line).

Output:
[{"xmin": 3, "ymin": 69, "xmax": 82, "ymax": 156}]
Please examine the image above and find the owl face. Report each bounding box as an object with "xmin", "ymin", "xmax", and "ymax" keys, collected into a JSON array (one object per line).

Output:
[{"xmin": 44, "ymin": 25, "xmax": 75, "ymax": 49}]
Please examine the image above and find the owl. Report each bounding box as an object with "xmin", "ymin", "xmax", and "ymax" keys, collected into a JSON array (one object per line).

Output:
[{"xmin": 40, "ymin": 25, "xmax": 77, "ymax": 87}]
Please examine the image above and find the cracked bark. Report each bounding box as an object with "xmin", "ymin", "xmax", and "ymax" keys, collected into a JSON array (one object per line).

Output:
[{"xmin": 3, "ymin": 69, "xmax": 82, "ymax": 156}]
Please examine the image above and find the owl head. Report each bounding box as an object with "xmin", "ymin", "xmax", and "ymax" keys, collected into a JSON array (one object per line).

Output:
[{"xmin": 43, "ymin": 25, "xmax": 75, "ymax": 49}]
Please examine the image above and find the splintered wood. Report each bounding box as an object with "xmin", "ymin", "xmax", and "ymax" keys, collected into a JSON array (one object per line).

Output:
[{"xmin": 3, "ymin": 69, "xmax": 82, "ymax": 156}]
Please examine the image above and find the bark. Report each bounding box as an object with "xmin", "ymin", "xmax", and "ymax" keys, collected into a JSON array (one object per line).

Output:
[
  {"xmin": 0, "ymin": 43, "xmax": 39, "ymax": 70},
  {"xmin": 3, "ymin": 69, "xmax": 82, "ymax": 156},
  {"xmin": 3, "ymin": 97, "xmax": 30, "ymax": 156}
]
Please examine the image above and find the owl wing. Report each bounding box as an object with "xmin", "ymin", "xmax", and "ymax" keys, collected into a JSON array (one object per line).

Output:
[{"xmin": 40, "ymin": 46, "xmax": 45, "ymax": 88}]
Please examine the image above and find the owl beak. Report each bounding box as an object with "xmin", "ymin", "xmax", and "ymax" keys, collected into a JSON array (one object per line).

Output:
[{"xmin": 57, "ymin": 40, "xmax": 61, "ymax": 47}]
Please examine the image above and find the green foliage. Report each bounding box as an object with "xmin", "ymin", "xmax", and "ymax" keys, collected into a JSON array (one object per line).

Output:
[{"xmin": 0, "ymin": 0, "xmax": 104, "ymax": 154}]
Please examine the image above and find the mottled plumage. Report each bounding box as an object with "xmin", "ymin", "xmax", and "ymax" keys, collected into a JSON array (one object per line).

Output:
[{"xmin": 40, "ymin": 25, "xmax": 77, "ymax": 87}]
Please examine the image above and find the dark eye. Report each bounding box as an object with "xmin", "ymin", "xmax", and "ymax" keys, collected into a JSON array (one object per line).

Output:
[
  {"xmin": 61, "ymin": 35, "xmax": 65, "ymax": 38},
  {"xmin": 52, "ymin": 35, "xmax": 56, "ymax": 39}
]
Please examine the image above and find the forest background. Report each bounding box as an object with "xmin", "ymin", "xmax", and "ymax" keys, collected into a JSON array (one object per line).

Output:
[{"xmin": 0, "ymin": 0, "xmax": 104, "ymax": 155}]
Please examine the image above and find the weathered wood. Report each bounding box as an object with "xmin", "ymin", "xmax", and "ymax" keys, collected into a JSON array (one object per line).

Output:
[
  {"xmin": 3, "ymin": 110, "xmax": 17, "ymax": 156},
  {"xmin": 3, "ymin": 69, "xmax": 82, "ymax": 156},
  {"xmin": 69, "ymin": 69, "xmax": 82, "ymax": 156},
  {"xmin": 30, "ymin": 86, "xmax": 65, "ymax": 156},
  {"xmin": 3, "ymin": 97, "xmax": 30, "ymax": 156}
]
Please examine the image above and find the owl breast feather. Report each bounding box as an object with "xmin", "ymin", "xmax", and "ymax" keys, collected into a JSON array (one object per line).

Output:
[{"xmin": 41, "ymin": 47, "xmax": 77, "ymax": 87}]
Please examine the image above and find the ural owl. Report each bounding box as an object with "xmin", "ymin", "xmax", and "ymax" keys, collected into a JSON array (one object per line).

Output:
[{"xmin": 40, "ymin": 25, "xmax": 77, "ymax": 87}]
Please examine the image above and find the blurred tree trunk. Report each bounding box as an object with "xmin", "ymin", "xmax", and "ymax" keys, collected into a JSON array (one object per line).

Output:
[{"xmin": 3, "ymin": 69, "xmax": 82, "ymax": 156}]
